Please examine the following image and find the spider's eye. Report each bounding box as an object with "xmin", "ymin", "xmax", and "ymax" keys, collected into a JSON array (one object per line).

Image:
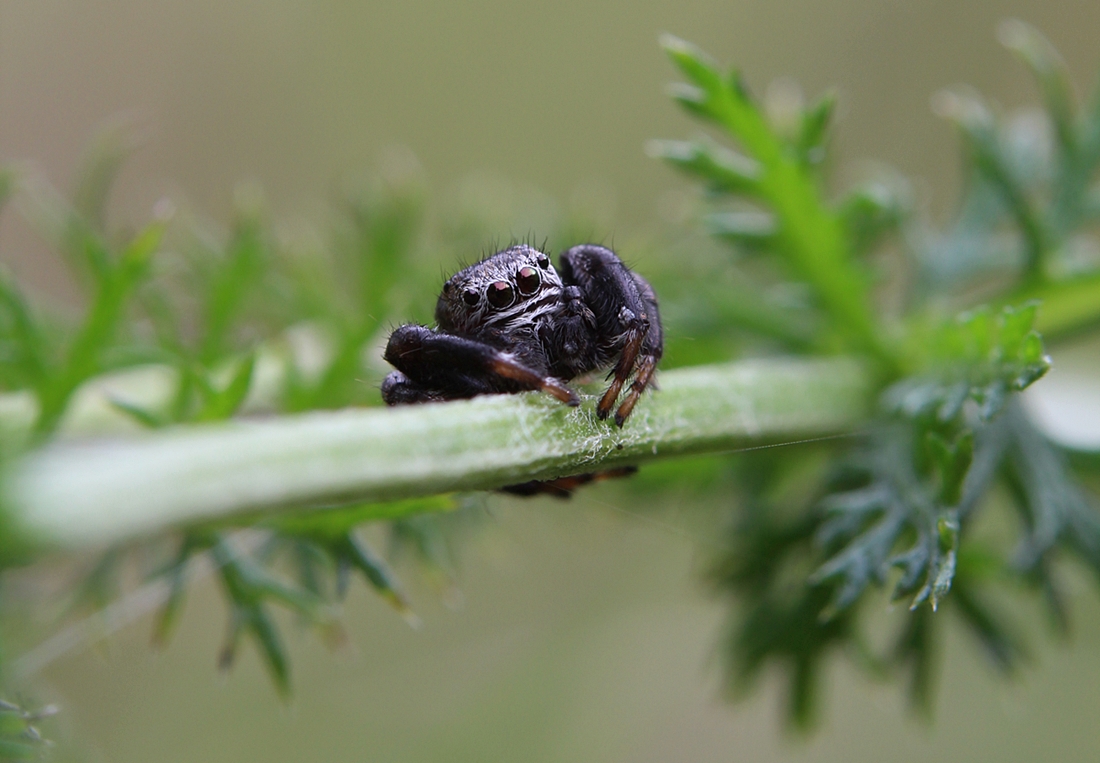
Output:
[
  {"xmin": 517, "ymin": 266, "xmax": 540, "ymax": 295},
  {"xmin": 536, "ymin": 253, "xmax": 551, "ymax": 269},
  {"xmin": 462, "ymin": 289, "xmax": 480, "ymax": 306},
  {"xmin": 486, "ymin": 281, "xmax": 515, "ymax": 309}
]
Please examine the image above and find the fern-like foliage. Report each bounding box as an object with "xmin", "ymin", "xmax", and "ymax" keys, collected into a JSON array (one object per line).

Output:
[
  {"xmin": 0, "ymin": 141, "xmax": 455, "ymax": 699},
  {"xmin": 655, "ymin": 24, "xmax": 1100, "ymax": 727}
]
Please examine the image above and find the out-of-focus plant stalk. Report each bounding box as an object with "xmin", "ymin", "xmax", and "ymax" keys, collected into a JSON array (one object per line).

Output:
[{"xmin": 3, "ymin": 357, "xmax": 871, "ymax": 549}]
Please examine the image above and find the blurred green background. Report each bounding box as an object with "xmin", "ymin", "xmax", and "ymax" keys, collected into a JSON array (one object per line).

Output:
[{"xmin": 2, "ymin": 1, "xmax": 1100, "ymax": 761}]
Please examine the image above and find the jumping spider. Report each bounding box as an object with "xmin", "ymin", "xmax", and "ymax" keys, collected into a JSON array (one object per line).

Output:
[{"xmin": 381, "ymin": 243, "xmax": 663, "ymax": 426}]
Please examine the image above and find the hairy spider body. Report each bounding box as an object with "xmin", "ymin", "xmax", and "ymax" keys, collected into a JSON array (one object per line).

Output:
[{"xmin": 381, "ymin": 244, "xmax": 662, "ymax": 426}]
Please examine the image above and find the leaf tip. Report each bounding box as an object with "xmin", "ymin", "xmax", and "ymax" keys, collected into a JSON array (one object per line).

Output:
[
  {"xmin": 658, "ymin": 33, "xmax": 693, "ymax": 57},
  {"xmin": 995, "ymin": 18, "xmax": 1032, "ymax": 51}
]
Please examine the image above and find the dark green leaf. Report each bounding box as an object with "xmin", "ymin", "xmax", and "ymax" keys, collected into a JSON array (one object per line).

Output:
[
  {"xmin": 797, "ymin": 91, "xmax": 837, "ymax": 165},
  {"xmin": 108, "ymin": 397, "xmax": 169, "ymax": 429},
  {"xmin": 199, "ymin": 206, "xmax": 268, "ymax": 364},
  {"xmin": 271, "ymin": 495, "xmax": 457, "ymax": 537},
  {"xmin": 840, "ymin": 181, "xmax": 907, "ymax": 258},
  {"xmin": 196, "ymin": 353, "xmax": 256, "ymax": 421},
  {"xmin": 935, "ymin": 89, "xmax": 1049, "ymax": 277},
  {"xmin": 71, "ymin": 121, "xmax": 136, "ymax": 232},
  {"xmin": 951, "ymin": 578, "xmax": 1028, "ymax": 673},
  {"xmin": 210, "ymin": 534, "xmax": 327, "ymax": 695},
  {"xmin": 892, "ymin": 606, "xmax": 937, "ymax": 716},
  {"xmin": 0, "ymin": 270, "xmax": 49, "ymax": 389},
  {"xmin": 152, "ymin": 534, "xmax": 211, "ymax": 647},
  {"xmin": 1005, "ymin": 406, "xmax": 1100, "ymax": 577},
  {"xmin": 334, "ymin": 532, "xmax": 414, "ymax": 617}
]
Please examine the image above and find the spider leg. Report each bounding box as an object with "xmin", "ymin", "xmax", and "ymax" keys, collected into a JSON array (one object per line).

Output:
[
  {"xmin": 610, "ymin": 353, "xmax": 658, "ymax": 426},
  {"xmin": 596, "ymin": 313, "xmax": 645, "ymax": 419},
  {"xmin": 381, "ymin": 370, "xmax": 448, "ymax": 404},
  {"xmin": 382, "ymin": 324, "xmax": 579, "ymax": 406},
  {"xmin": 499, "ymin": 466, "xmax": 639, "ymax": 498},
  {"xmin": 559, "ymin": 245, "xmax": 663, "ymax": 426}
]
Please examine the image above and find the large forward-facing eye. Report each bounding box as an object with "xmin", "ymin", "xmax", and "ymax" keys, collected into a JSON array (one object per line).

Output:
[
  {"xmin": 517, "ymin": 266, "xmax": 540, "ymax": 295},
  {"xmin": 487, "ymin": 281, "xmax": 515, "ymax": 309}
]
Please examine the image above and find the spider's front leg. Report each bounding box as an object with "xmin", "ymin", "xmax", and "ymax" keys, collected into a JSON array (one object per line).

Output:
[
  {"xmin": 381, "ymin": 324, "xmax": 579, "ymax": 407},
  {"xmin": 558, "ymin": 245, "xmax": 663, "ymax": 426}
]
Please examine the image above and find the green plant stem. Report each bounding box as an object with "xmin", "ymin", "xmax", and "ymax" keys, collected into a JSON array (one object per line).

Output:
[
  {"xmin": 1008, "ymin": 270, "xmax": 1100, "ymax": 341},
  {"xmin": 4, "ymin": 357, "xmax": 872, "ymax": 549}
]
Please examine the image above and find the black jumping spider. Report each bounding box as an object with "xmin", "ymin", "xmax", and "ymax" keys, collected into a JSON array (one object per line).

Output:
[{"xmin": 381, "ymin": 244, "xmax": 662, "ymax": 426}]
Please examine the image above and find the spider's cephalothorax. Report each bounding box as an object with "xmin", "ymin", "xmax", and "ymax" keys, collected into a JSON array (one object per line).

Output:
[{"xmin": 381, "ymin": 243, "xmax": 662, "ymax": 426}]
